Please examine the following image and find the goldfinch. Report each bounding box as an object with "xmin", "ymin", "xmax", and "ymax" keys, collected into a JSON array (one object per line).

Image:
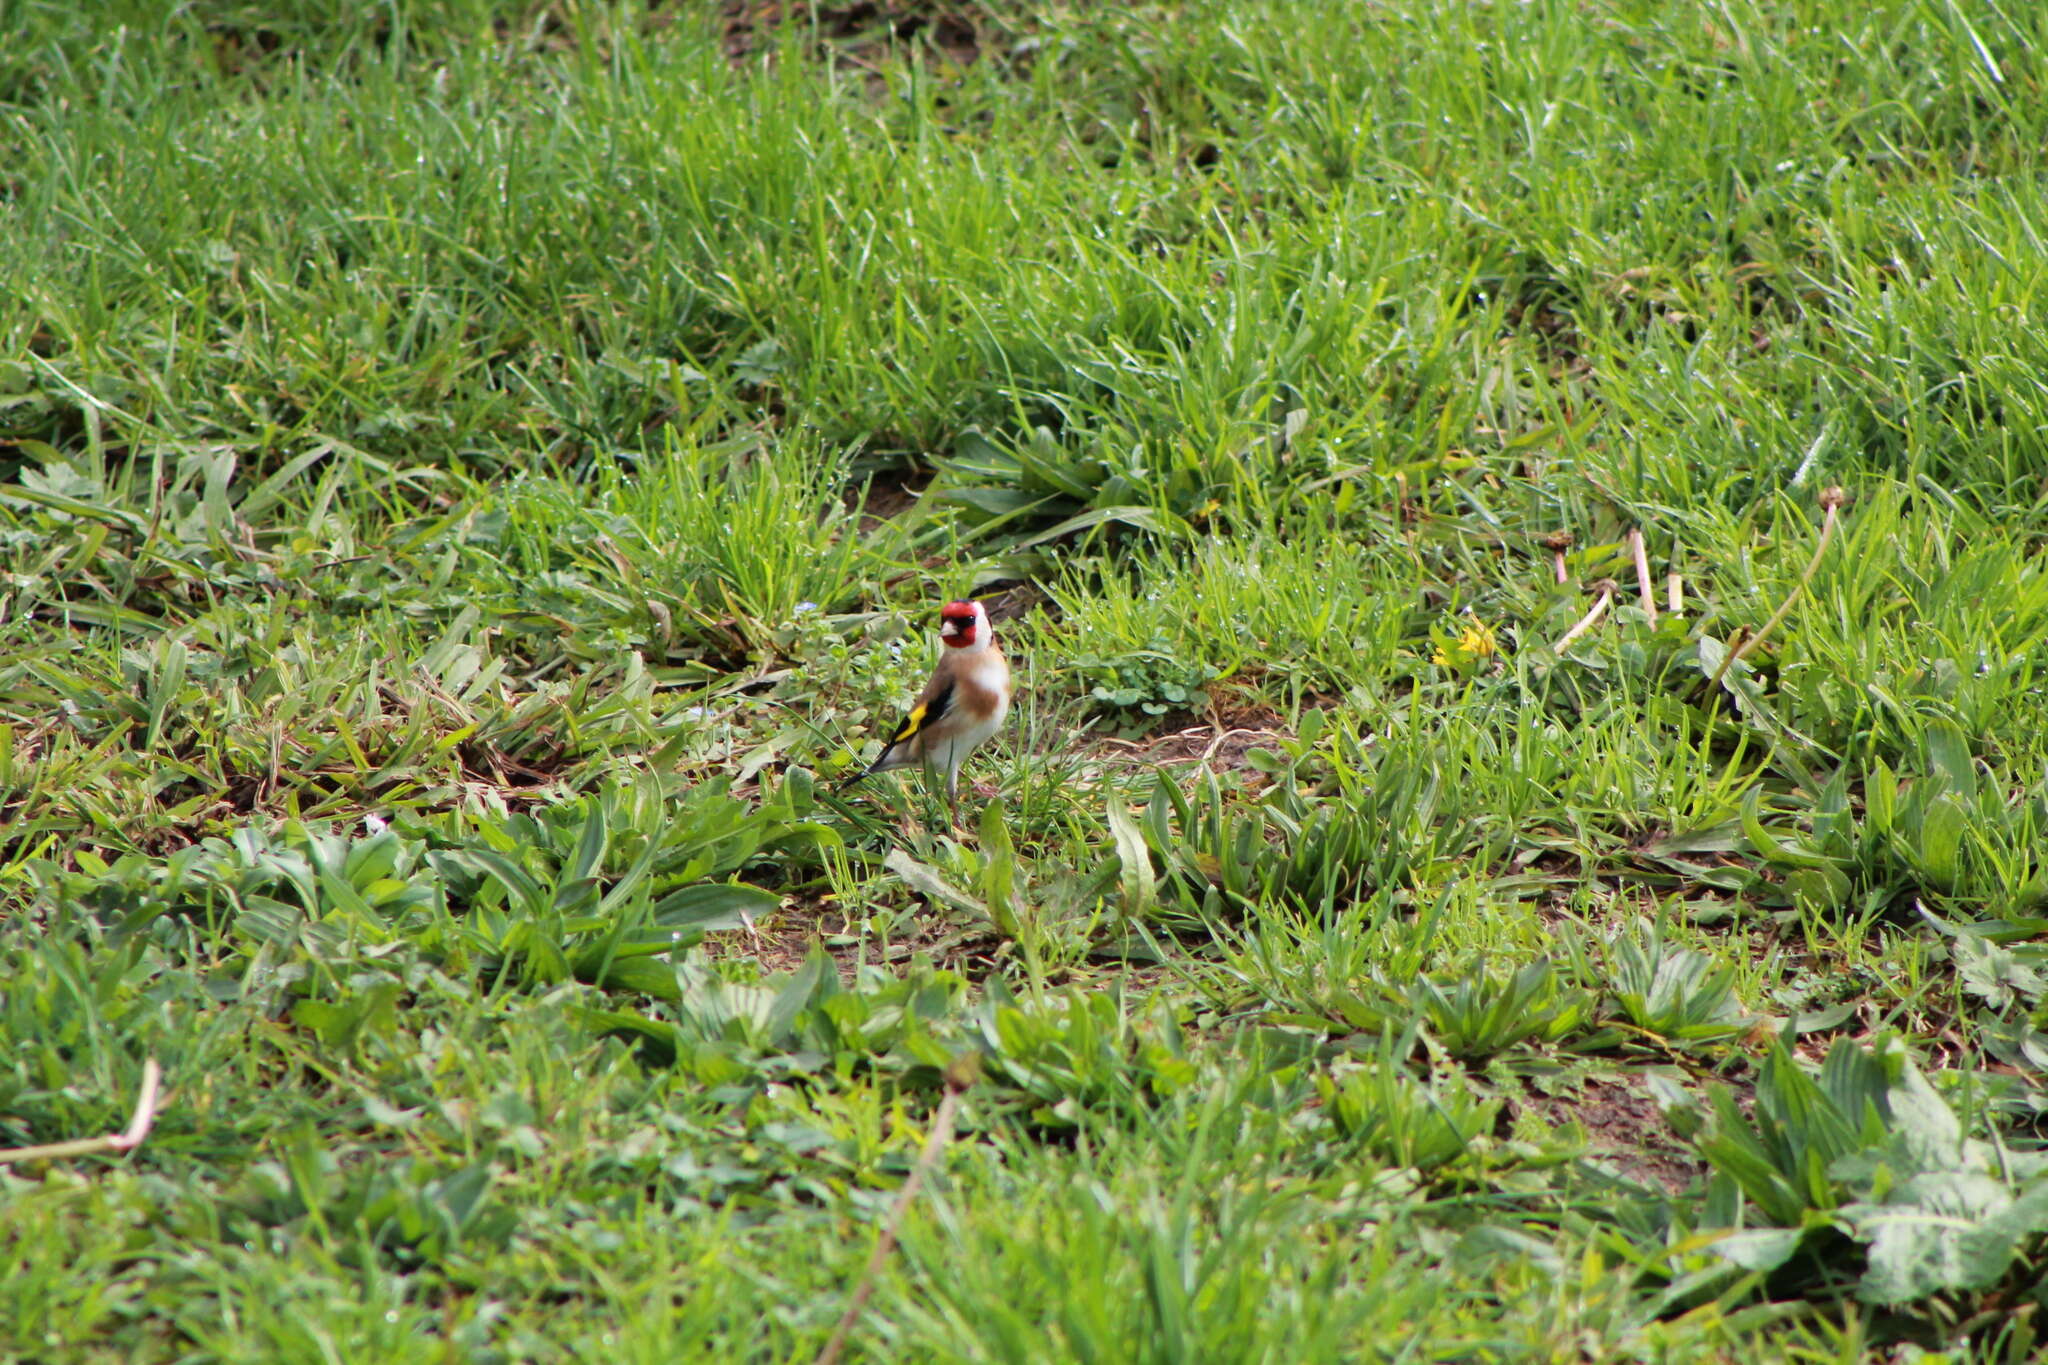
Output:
[{"xmin": 847, "ymin": 599, "xmax": 1011, "ymax": 827}]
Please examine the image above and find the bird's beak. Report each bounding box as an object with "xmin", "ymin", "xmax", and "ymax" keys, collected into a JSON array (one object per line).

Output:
[{"xmin": 939, "ymin": 619, "xmax": 960, "ymax": 638}]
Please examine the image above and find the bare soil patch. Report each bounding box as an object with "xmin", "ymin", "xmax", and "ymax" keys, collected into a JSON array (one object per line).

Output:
[
  {"xmin": 1518, "ymin": 1070, "xmax": 1706, "ymax": 1194},
  {"xmin": 850, "ymin": 467, "xmax": 932, "ymax": 536},
  {"xmin": 1093, "ymin": 702, "xmax": 1294, "ymax": 775},
  {"xmin": 721, "ymin": 1, "xmax": 1022, "ymax": 70},
  {"xmin": 710, "ymin": 890, "xmax": 1009, "ymax": 982}
]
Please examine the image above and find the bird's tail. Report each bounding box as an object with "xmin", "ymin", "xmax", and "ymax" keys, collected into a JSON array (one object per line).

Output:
[
  {"xmin": 841, "ymin": 736, "xmax": 917, "ymax": 793},
  {"xmin": 837, "ymin": 746, "xmax": 890, "ymax": 793}
]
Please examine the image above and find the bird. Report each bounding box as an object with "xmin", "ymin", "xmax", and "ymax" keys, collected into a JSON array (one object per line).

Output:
[{"xmin": 845, "ymin": 598, "xmax": 1011, "ymax": 830}]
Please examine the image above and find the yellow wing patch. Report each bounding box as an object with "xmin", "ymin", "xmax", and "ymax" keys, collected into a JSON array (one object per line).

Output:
[
  {"xmin": 889, "ymin": 701, "xmax": 929, "ymax": 746},
  {"xmin": 884, "ymin": 679, "xmax": 953, "ymax": 751}
]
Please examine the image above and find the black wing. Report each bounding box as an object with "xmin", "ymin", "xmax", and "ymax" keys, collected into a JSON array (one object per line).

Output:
[{"xmin": 845, "ymin": 676, "xmax": 955, "ymax": 785}]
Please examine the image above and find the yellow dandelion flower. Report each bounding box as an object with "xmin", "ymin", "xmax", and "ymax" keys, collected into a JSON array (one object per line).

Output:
[
  {"xmin": 1457, "ymin": 619, "xmax": 1497, "ymax": 658},
  {"xmin": 1432, "ymin": 614, "xmax": 1500, "ymax": 672}
]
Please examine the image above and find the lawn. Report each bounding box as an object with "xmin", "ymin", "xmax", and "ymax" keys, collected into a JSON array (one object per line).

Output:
[{"xmin": 4, "ymin": 0, "xmax": 2048, "ymax": 1359}]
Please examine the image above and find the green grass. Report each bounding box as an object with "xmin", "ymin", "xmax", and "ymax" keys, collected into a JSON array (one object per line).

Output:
[{"xmin": 6, "ymin": 0, "xmax": 2048, "ymax": 1359}]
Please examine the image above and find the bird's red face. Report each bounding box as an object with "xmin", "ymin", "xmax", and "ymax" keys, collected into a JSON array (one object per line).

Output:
[{"xmin": 938, "ymin": 600, "xmax": 981, "ymax": 648}]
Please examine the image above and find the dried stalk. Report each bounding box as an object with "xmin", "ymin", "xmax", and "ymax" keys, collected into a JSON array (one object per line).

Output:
[
  {"xmin": 0, "ymin": 1059, "xmax": 162, "ymax": 1164},
  {"xmin": 815, "ymin": 1057, "xmax": 977, "ymax": 1365},
  {"xmin": 1707, "ymin": 487, "xmax": 1847, "ymax": 690},
  {"xmin": 1542, "ymin": 531, "xmax": 1573, "ymax": 586},
  {"xmin": 1554, "ymin": 579, "xmax": 1617, "ymax": 655},
  {"xmin": 1628, "ymin": 527, "xmax": 1658, "ymax": 624}
]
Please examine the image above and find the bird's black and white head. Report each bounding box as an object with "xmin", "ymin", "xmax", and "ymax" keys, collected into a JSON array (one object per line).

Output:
[{"xmin": 938, "ymin": 599, "xmax": 992, "ymax": 653}]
